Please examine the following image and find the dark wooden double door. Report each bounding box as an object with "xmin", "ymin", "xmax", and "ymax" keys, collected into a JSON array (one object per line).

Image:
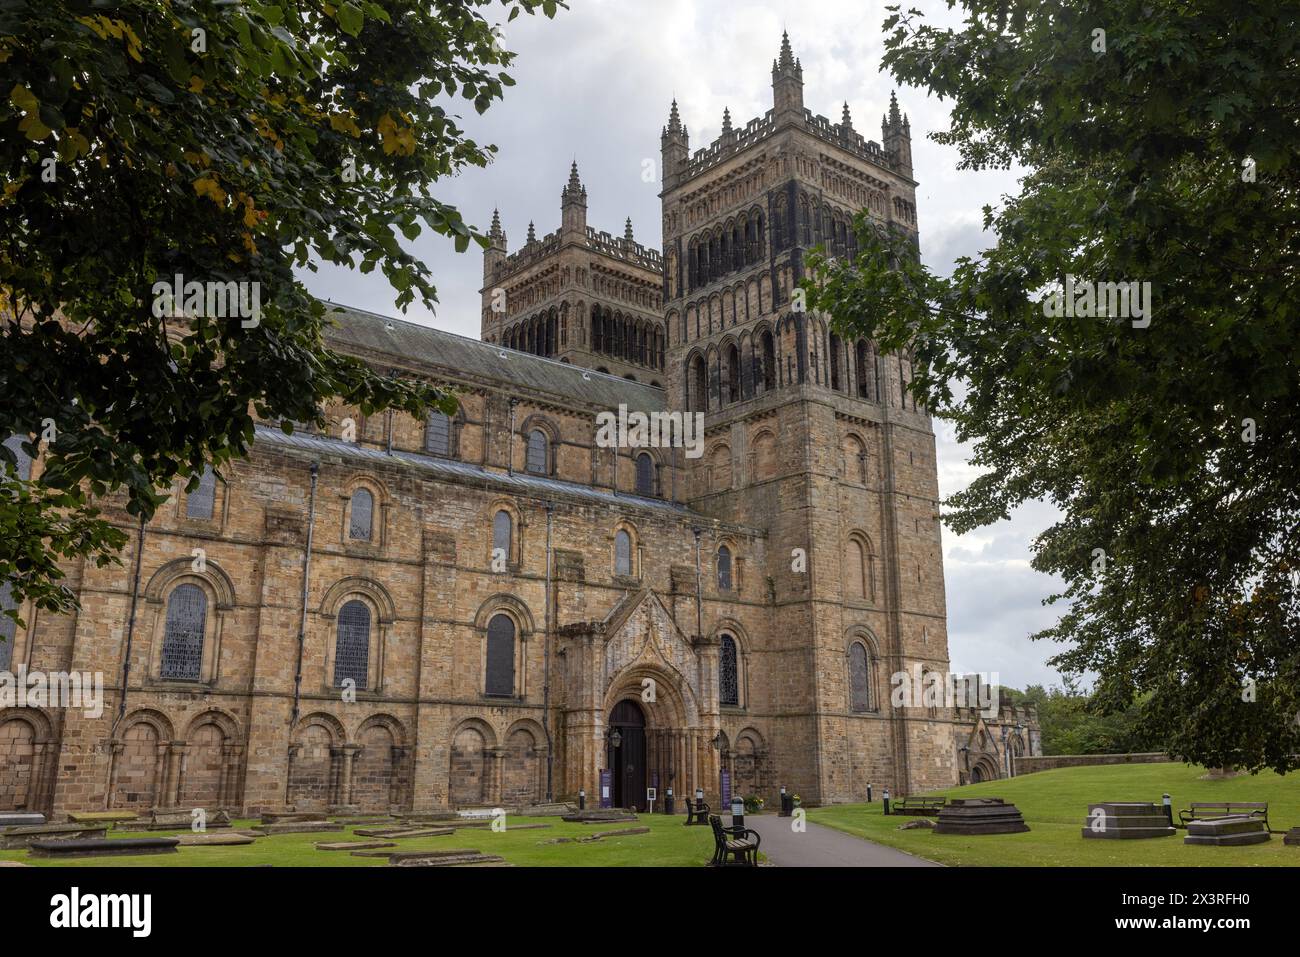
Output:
[{"xmin": 608, "ymin": 700, "xmax": 646, "ymax": 812}]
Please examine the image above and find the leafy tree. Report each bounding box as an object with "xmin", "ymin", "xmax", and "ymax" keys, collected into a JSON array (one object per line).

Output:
[
  {"xmin": 806, "ymin": 0, "xmax": 1300, "ymax": 772},
  {"xmin": 1018, "ymin": 682, "xmax": 1162, "ymax": 756},
  {"xmin": 0, "ymin": 0, "xmax": 560, "ymax": 627}
]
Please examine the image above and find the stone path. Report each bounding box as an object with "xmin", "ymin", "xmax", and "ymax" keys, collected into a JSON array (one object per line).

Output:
[{"xmin": 744, "ymin": 814, "xmax": 941, "ymax": 867}]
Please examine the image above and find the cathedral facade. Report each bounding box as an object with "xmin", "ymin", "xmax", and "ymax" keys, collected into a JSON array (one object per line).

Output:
[{"xmin": 0, "ymin": 34, "xmax": 1036, "ymax": 818}]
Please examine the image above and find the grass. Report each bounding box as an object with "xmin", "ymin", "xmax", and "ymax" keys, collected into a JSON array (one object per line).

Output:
[
  {"xmin": 808, "ymin": 762, "xmax": 1300, "ymax": 866},
  {"xmin": 0, "ymin": 813, "xmax": 718, "ymax": 868}
]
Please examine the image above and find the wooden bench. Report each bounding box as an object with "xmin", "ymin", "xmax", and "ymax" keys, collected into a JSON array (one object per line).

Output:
[
  {"xmin": 892, "ymin": 797, "xmax": 946, "ymax": 816},
  {"xmin": 708, "ymin": 814, "xmax": 760, "ymax": 867},
  {"xmin": 1178, "ymin": 802, "xmax": 1270, "ymax": 832},
  {"xmin": 683, "ymin": 797, "xmax": 711, "ymax": 826}
]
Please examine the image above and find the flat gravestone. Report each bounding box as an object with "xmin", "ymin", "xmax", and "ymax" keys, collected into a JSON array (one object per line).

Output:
[
  {"xmin": 1082, "ymin": 802, "xmax": 1176, "ymax": 840},
  {"xmin": 1183, "ymin": 815, "xmax": 1270, "ymax": 846},
  {"xmin": 144, "ymin": 809, "xmax": 232, "ymax": 830},
  {"xmin": 257, "ymin": 822, "xmax": 344, "ymax": 835},
  {"xmin": 0, "ymin": 823, "xmax": 108, "ymax": 849},
  {"xmin": 29, "ymin": 837, "xmax": 180, "ymax": 858},
  {"xmin": 316, "ymin": 840, "xmax": 398, "ymax": 851},
  {"xmin": 0, "ymin": 813, "xmax": 45, "ymax": 828},
  {"xmin": 353, "ymin": 826, "xmax": 453, "ymax": 839},
  {"xmin": 934, "ymin": 798, "xmax": 1030, "ymax": 835},
  {"xmin": 67, "ymin": 811, "xmax": 137, "ymax": 824},
  {"xmin": 1283, "ymin": 827, "xmax": 1300, "ymax": 846},
  {"xmin": 175, "ymin": 832, "xmax": 257, "ymax": 846},
  {"xmin": 562, "ymin": 809, "xmax": 638, "ymax": 823},
  {"xmin": 261, "ymin": 811, "xmax": 327, "ymax": 824}
]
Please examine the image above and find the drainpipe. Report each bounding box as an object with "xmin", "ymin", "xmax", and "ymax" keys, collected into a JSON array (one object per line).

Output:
[
  {"xmin": 105, "ymin": 515, "xmax": 146, "ymax": 808},
  {"xmin": 692, "ymin": 526, "xmax": 703, "ymax": 639},
  {"xmin": 543, "ymin": 502, "xmax": 555, "ymax": 801},
  {"xmin": 112, "ymin": 515, "xmax": 147, "ymax": 735},
  {"xmin": 507, "ymin": 398, "xmax": 517, "ymax": 475},
  {"xmin": 290, "ymin": 461, "xmax": 320, "ymax": 726}
]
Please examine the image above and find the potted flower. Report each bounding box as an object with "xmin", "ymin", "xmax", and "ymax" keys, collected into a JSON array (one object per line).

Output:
[{"xmin": 743, "ymin": 794, "xmax": 765, "ymax": 814}]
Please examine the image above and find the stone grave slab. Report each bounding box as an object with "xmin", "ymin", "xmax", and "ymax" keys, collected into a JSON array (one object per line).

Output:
[
  {"xmin": 353, "ymin": 826, "xmax": 453, "ymax": 839},
  {"xmin": 143, "ymin": 808, "xmax": 232, "ymax": 830},
  {"xmin": 256, "ymin": 822, "xmax": 344, "ymax": 835},
  {"xmin": 316, "ymin": 840, "xmax": 398, "ymax": 851},
  {"xmin": 934, "ymin": 798, "xmax": 1030, "ymax": 835},
  {"xmin": 589, "ymin": 827, "xmax": 650, "ymax": 839},
  {"xmin": 1283, "ymin": 827, "xmax": 1300, "ymax": 846},
  {"xmin": 0, "ymin": 823, "xmax": 108, "ymax": 849},
  {"xmin": 175, "ymin": 832, "xmax": 257, "ymax": 846},
  {"xmin": 260, "ymin": 811, "xmax": 327, "ymax": 824},
  {"xmin": 387, "ymin": 849, "xmax": 508, "ymax": 867},
  {"xmin": 0, "ymin": 813, "xmax": 46, "ymax": 828},
  {"xmin": 1183, "ymin": 815, "xmax": 1270, "ymax": 846},
  {"xmin": 1081, "ymin": 802, "xmax": 1176, "ymax": 840},
  {"xmin": 29, "ymin": 837, "xmax": 180, "ymax": 858},
  {"xmin": 562, "ymin": 809, "xmax": 639, "ymax": 823},
  {"xmin": 67, "ymin": 811, "xmax": 136, "ymax": 824}
]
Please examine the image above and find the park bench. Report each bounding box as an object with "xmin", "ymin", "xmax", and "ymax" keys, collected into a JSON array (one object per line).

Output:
[
  {"xmin": 683, "ymin": 797, "xmax": 711, "ymax": 826},
  {"xmin": 1178, "ymin": 802, "xmax": 1270, "ymax": 832},
  {"xmin": 891, "ymin": 796, "xmax": 946, "ymax": 816},
  {"xmin": 708, "ymin": 814, "xmax": 760, "ymax": 867}
]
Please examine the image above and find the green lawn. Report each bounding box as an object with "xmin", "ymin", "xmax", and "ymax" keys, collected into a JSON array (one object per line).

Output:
[
  {"xmin": 0, "ymin": 813, "xmax": 718, "ymax": 868},
  {"xmin": 809, "ymin": 762, "xmax": 1300, "ymax": 866}
]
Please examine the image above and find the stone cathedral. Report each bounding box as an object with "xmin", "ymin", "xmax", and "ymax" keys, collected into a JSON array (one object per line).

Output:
[{"xmin": 0, "ymin": 34, "xmax": 1038, "ymax": 819}]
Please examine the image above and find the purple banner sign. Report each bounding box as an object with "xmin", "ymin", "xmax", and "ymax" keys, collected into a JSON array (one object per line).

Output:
[{"xmin": 599, "ymin": 768, "xmax": 613, "ymax": 809}]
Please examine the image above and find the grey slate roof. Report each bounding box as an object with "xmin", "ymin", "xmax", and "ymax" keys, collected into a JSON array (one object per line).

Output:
[
  {"xmin": 254, "ymin": 424, "xmax": 696, "ymax": 519},
  {"xmin": 321, "ymin": 303, "xmax": 668, "ymax": 413}
]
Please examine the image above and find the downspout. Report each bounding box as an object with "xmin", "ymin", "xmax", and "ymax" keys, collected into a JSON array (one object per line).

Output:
[
  {"xmin": 692, "ymin": 526, "xmax": 703, "ymax": 639},
  {"xmin": 105, "ymin": 514, "xmax": 146, "ymax": 808},
  {"xmin": 290, "ymin": 461, "xmax": 320, "ymax": 726},
  {"xmin": 542, "ymin": 502, "xmax": 555, "ymax": 801},
  {"xmin": 507, "ymin": 398, "xmax": 517, "ymax": 476}
]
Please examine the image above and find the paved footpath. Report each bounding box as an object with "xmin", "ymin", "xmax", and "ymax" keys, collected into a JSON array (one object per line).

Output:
[{"xmin": 744, "ymin": 814, "xmax": 942, "ymax": 867}]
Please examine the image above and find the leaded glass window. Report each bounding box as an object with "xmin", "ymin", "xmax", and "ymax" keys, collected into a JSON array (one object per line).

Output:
[
  {"xmin": 614, "ymin": 529, "xmax": 632, "ymax": 576},
  {"xmin": 485, "ymin": 614, "xmax": 515, "ymax": 696},
  {"xmin": 426, "ymin": 411, "xmax": 451, "ymax": 456},
  {"xmin": 492, "ymin": 510, "xmax": 512, "ymax": 565},
  {"xmin": 333, "ymin": 600, "xmax": 371, "ymax": 689},
  {"xmin": 719, "ymin": 635, "xmax": 739, "ymax": 707},
  {"xmin": 160, "ymin": 584, "xmax": 206, "ymax": 680},
  {"xmin": 526, "ymin": 429, "xmax": 547, "ymax": 474},
  {"xmin": 635, "ymin": 453, "xmax": 655, "ymax": 496},
  {"xmin": 0, "ymin": 582, "xmax": 17, "ymax": 671},
  {"xmin": 3, "ymin": 434, "xmax": 32, "ymax": 480},
  {"xmin": 186, "ymin": 465, "xmax": 216, "ymax": 520},
  {"xmin": 849, "ymin": 642, "xmax": 871, "ymax": 712},
  {"xmin": 717, "ymin": 545, "xmax": 733, "ymax": 591},
  {"xmin": 349, "ymin": 488, "xmax": 373, "ymax": 541}
]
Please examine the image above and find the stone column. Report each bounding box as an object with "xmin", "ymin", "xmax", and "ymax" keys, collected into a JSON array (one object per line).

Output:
[
  {"xmin": 161, "ymin": 742, "xmax": 185, "ymax": 808},
  {"xmin": 487, "ymin": 747, "xmax": 505, "ymax": 805},
  {"xmin": 170, "ymin": 742, "xmax": 190, "ymax": 807},
  {"xmin": 105, "ymin": 740, "xmax": 125, "ymax": 809},
  {"xmin": 340, "ymin": 744, "xmax": 361, "ymax": 806}
]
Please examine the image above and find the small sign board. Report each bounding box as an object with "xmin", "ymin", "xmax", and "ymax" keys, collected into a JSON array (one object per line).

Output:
[
  {"xmin": 599, "ymin": 768, "xmax": 613, "ymax": 809},
  {"xmin": 720, "ymin": 769, "xmax": 732, "ymax": 807}
]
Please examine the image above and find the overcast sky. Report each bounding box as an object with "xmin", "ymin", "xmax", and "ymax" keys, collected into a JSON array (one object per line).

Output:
[{"xmin": 304, "ymin": 0, "xmax": 1071, "ymax": 691}]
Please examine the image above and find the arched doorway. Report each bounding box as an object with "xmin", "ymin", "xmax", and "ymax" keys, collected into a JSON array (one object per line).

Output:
[{"xmin": 608, "ymin": 699, "xmax": 647, "ymax": 812}]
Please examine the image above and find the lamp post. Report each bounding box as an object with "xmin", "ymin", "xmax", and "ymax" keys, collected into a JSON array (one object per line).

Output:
[
  {"xmin": 882, "ymin": 786, "xmax": 891, "ymax": 815},
  {"xmin": 605, "ymin": 727, "xmax": 622, "ymax": 810},
  {"xmin": 578, "ymin": 787, "xmax": 586, "ymax": 811},
  {"xmin": 731, "ymin": 790, "xmax": 746, "ymax": 828}
]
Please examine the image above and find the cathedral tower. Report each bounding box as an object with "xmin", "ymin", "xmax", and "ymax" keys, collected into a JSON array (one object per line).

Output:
[{"xmin": 660, "ymin": 33, "xmax": 950, "ymax": 799}]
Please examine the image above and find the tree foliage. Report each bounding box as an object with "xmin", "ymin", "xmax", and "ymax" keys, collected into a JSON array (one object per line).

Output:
[
  {"xmin": 807, "ymin": 0, "xmax": 1300, "ymax": 771},
  {"xmin": 0, "ymin": 0, "xmax": 560, "ymax": 625}
]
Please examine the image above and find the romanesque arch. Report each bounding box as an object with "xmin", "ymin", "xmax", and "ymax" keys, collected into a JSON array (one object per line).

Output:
[
  {"xmin": 111, "ymin": 709, "xmax": 174, "ymax": 810},
  {"xmin": 501, "ymin": 719, "xmax": 545, "ymax": 806},
  {"xmin": 288, "ymin": 712, "xmax": 345, "ymax": 811},
  {"xmin": 180, "ymin": 709, "xmax": 241, "ymax": 809},
  {"xmin": 353, "ymin": 714, "xmax": 410, "ymax": 812},
  {"xmin": 0, "ymin": 708, "xmax": 53, "ymax": 813},
  {"xmin": 449, "ymin": 718, "xmax": 496, "ymax": 807}
]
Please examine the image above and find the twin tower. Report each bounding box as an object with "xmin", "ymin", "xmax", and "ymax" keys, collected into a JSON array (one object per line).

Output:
[{"xmin": 479, "ymin": 34, "xmax": 958, "ymax": 798}]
